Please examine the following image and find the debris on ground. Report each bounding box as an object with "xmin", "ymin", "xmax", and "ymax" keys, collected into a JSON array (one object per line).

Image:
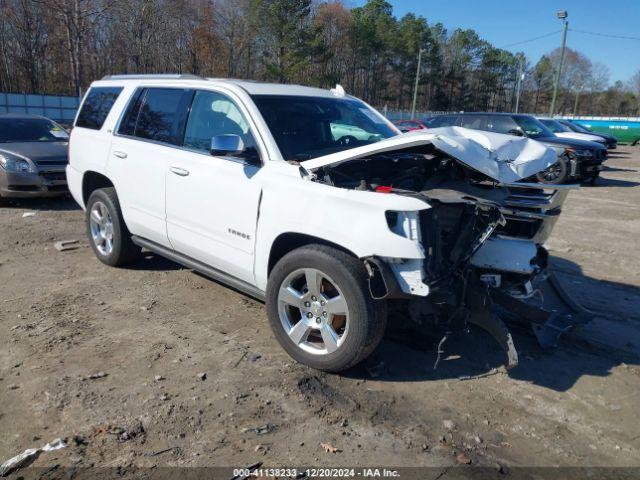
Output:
[
  {"xmin": 443, "ymin": 420, "xmax": 456, "ymax": 431},
  {"xmin": 21, "ymin": 212, "xmax": 36, "ymax": 218},
  {"xmin": 242, "ymin": 424, "xmax": 276, "ymax": 436},
  {"xmin": 253, "ymin": 444, "xmax": 270, "ymax": 455},
  {"xmin": 143, "ymin": 446, "xmax": 180, "ymax": 457},
  {"xmin": 320, "ymin": 442, "xmax": 341, "ymax": 454},
  {"xmin": 113, "ymin": 421, "xmax": 145, "ymax": 442},
  {"xmin": 53, "ymin": 239, "xmax": 79, "ymax": 252},
  {"xmin": 87, "ymin": 371, "xmax": 107, "ymax": 380},
  {"xmin": 196, "ymin": 372, "xmax": 207, "ymax": 381},
  {"xmin": 0, "ymin": 438, "xmax": 67, "ymax": 477},
  {"xmin": 456, "ymin": 452, "xmax": 472, "ymax": 465}
]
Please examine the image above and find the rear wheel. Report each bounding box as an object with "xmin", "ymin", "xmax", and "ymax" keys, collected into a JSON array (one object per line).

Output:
[
  {"xmin": 266, "ymin": 244, "xmax": 386, "ymax": 372},
  {"xmin": 536, "ymin": 157, "xmax": 569, "ymax": 184},
  {"xmin": 86, "ymin": 188, "xmax": 142, "ymax": 267}
]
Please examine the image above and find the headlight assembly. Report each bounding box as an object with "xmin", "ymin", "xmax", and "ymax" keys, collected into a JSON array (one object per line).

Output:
[
  {"xmin": 0, "ymin": 153, "xmax": 35, "ymax": 173},
  {"xmin": 566, "ymin": 148, "xmax": 592, "ymax": 158}
]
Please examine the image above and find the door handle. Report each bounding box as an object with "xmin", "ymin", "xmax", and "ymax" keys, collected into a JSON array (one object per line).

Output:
[
  {"xmin": 170, "ymin": 166, "xmax": 190, "ymax": 177},
  {"xmin": 113, "ymin": 151, "xmax": 127, "ymax": 159}
]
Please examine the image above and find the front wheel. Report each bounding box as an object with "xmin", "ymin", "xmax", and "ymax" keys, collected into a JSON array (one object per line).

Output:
[
  {"xmin": 536, "ymin": 157, "xmax": 569, "ymax": 184},
  {"xmin": 266, "ymin": 245, "xmax": 386, "ymax": 372}
]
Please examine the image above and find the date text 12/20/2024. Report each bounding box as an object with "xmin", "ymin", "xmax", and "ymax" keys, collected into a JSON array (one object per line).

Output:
[{"xmin": 232, "ymin": 468, "xmax": 401, "ymax": 477}]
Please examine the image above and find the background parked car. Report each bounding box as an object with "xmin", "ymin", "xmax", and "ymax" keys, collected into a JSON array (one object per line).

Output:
[
  {"xmin": 427, "ymin": 112, "xmax": 608, "ymax": 184},
  {"xmin": 0, "ymin": 114, "xmax": 69, "ymax": 203},
  {"xmin": 537, "ymin": 117, "xmax": 609, "ymax": 147},
  {"xmin": 557, "ymin": 119, "xmax": 618, "ymax": 149},
  {"xmin": 393, "ymin": 119, "xmax": 428, "ymax": 132}
]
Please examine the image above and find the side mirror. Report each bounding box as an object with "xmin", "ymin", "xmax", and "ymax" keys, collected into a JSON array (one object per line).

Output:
[
  {"xmin": 210, "ymin": 134, "xmax": 261, "ymax": 166},
  {"xmin": 210, "ymin": 134, "xmax": 245, "ymax": 156},
  {"xmin": 507, "ymin": 128, "xmax": 525, "ymax": 137}
]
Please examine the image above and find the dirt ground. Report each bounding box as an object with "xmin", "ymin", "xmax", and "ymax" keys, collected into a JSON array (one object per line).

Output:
[{"xmin": 1, "ymin": 147, "xmax": 639, "ymax": 477}]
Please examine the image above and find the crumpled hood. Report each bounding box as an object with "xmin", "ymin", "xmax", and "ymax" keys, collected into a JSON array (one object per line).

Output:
[{"xmin": 302, "ymin": 126, "xmax": 557, "ymax": 183}]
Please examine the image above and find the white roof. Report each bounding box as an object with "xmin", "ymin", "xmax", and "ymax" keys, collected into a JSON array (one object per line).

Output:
[
  {"xmin": 94, "ymin": 74, "xmax": 342, "ymax": 98},
  {"xmin": 208, "ymin": 79, "xmax": 341, "ymax": 98}
]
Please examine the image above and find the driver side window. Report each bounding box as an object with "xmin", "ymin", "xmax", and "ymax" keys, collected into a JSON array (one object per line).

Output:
[{"xmin": 183, "ymin": 90, "xmax": 257, "ymax": 154}]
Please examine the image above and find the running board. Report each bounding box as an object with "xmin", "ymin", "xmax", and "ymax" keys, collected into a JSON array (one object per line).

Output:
[{"xmin": 131, "ymin": 236, "xmax": 266, "ymax": 302}]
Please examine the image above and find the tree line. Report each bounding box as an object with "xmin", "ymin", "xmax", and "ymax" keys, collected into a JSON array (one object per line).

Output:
[{"xmin": 1, "ymin": 0, "xmax": 639, "ymax": 116}]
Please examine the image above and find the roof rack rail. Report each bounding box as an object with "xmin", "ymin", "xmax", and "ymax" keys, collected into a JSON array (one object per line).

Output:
[{"xmin": 101, "ymin": 73, "xmax": 204, "ymax": 80}]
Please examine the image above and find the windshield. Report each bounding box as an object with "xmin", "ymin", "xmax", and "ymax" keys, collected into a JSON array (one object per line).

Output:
[
  {"xmin": 563, "ymin": 121, "xmax": 591, "ymax": 133},
  {"xmin": 540, "ymin": 119, "xmax": 570, "ymax": 133},
  {"xmin": 251, "ymin": 95, "xmax": 397, "ymax": 161},
  {"xmin": 513, "ymin": 116, "xmax": 554, "ymax": 139},
  {"xmin": 0, "ymin": 117, "xmax": 69, "ymax": 143}
]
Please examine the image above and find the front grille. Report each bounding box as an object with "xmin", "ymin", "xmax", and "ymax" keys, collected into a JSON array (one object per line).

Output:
[
  {"xmin": 35, "ymin": 159, "xmax": 67, "ymax": 167},
  {"xmin": 40, "ymin": 172, "xmax": 66, "ymax": 181},
  {"xmin": 8, "ymin": 185, "xmax": 40, "ymax": 192}
]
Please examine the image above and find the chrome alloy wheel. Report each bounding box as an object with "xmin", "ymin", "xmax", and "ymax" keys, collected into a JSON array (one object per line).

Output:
[
  {"xmin": 89, "ymin": 201, "xmax": 114, "ymax": 256},
  {"xmin": 277, "ymin": 268, "xmax": 349, "ymax": 355}
]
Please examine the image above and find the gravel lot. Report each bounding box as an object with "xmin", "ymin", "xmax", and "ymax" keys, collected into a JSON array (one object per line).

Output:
[{"xmin": 1, "ymin": 146, "xmax": 639, "ymax": 476}]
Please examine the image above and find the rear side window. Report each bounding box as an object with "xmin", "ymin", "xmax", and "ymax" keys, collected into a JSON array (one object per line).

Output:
[
  {"xmin": 460, "ymin": 115, "xmax": 488, "ymax": 130},
  {"xmin": 76, "ymin": 87, "xmax": 123, "ymax": 130},
  {"xmin": 118, "ymin": 88, "xmax": 192, "ymax": 145}
]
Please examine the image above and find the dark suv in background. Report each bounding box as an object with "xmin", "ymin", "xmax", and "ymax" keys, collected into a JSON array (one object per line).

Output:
[{"xmin": 427, "ymin": 113, "xmax": 607, "ymax": 184}]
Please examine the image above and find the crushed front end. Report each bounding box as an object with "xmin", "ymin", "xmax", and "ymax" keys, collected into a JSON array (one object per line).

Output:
[{"xmin": 306, "ymin": 128, "xmax": 591, "ymax": 369}]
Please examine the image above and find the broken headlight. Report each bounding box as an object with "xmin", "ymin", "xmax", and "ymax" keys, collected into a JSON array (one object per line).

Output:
[{"xmin": 385, "ymin": 210, "xmax": 420, "ymax": 241}]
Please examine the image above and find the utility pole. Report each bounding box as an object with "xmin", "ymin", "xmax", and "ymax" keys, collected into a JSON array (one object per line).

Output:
[
  {"xmin": 411, "ymin": 49, "xmax": 425, "ymax": 119},
  {"xmin": 549, "ymin": 10, "xmax": 569, "ymax": 116},
  {"xmin": 515, "ymin": 54, "xmax": 525, "ymax": 113}
]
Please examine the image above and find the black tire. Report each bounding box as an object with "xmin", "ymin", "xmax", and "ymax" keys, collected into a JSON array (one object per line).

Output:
[
  {"xmin": 266, "ymin": 244, "xmax": 387, "ymax": 372},
  {"xmin": 85, "ymin": 187, "xmax": 142, "ymax": 267},
  {"xmin": 588, "ymin": 172, "xmax": 600, "ymax": 185},
  {"xmin": 536, "ymin": 157, "xmax": 569, "ymax": 184}
]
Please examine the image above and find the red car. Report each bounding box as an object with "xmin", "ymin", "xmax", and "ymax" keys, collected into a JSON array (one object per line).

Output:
[{"xmin": 394, "ymin": 119, "xmax": 428, "ymax": 132}]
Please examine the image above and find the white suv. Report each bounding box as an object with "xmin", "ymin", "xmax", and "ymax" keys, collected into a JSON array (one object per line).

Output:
[{"xmin": 67, "ymin": 74, "xmax": 568, "ymax": 372}]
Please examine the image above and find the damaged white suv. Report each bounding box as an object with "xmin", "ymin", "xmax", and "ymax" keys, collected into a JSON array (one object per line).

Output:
[{"xmin": 67, "ymin": 75, "xmax": 574, "ymax": 372}]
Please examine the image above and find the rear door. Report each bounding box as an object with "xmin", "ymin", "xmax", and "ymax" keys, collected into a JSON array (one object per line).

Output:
[
  {"xmin": 165, "ymin": 89, "xmax": 264, "ymax": 283},
  {"xmin": 107, "ymin": 87, "xmax": 192, "ymax": 247}
]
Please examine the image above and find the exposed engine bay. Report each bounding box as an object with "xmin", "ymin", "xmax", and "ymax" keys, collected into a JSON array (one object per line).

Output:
[{"xmin": 311, "ymin": 145, "xmax": 590, "ymax": 370}]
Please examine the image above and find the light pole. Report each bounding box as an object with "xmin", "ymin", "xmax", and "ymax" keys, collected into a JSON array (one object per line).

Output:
[
  {"xmin": 411, "ymin": 48, "xmax": 425, "ymax": 119},
  {"xmin": 514, "ymin": 54, "xmax": 525, "ymax": 113},
  {"xmin": 549, "ymin": 10, "xmax": 569, "ymax": 116}
]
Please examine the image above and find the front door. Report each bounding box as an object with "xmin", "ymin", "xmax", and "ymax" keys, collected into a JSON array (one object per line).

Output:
[{"xmin": 165, "ymin": 89, "xmax": 264, "ymax": 284}]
